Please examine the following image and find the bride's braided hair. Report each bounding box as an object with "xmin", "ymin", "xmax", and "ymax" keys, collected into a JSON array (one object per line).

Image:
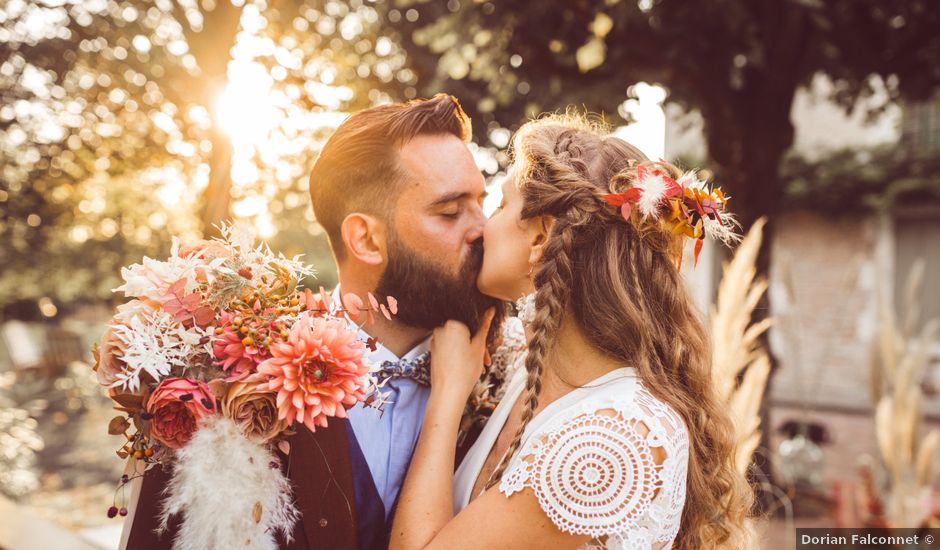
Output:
[
  {"xmin": 483, "ymin": 114, "xmax": 756, "ymax": 549},
  {"xmin": 482, "ymin": 130, "xmax": 609, "ymax": 492}
]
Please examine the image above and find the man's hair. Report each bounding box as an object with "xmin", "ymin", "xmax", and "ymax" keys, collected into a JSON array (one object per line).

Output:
[{"xmin": 309, "ymin": 93, "xmax": 472, "ymax": 259}]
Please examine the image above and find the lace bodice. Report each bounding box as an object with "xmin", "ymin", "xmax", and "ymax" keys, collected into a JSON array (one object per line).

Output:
[
  {"xmin": 475, "ymin": 316, "xmax": 527, "ymax": 403},
  {"xmin": 454, "ymin": 367, "xmax": 689, "ymax": 550},
  {"xmin": 459, "ymin": 316, "xmax": 527, "ymax": 444}
]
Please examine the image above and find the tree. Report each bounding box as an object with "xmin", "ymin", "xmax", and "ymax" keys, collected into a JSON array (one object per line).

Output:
[
  {"xmin": 1, "ymin": 0, "xmax": 242, "ymax": 225},
  {"xmin": 0, "ymin": 0, "xmax": 243, "ymax": 315},
  {"xmin": 0, "ymin": 0, "xmax": 391, "ymax": 313},
  {"xmin": 359, "ymin": 0, "xmax": 940, "ymax": 268}
]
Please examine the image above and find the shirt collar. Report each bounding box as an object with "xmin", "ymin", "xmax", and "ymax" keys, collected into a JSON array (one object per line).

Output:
[{"xmin": 331, "ymin": 284, "xmax": 432, "ymax": 364}]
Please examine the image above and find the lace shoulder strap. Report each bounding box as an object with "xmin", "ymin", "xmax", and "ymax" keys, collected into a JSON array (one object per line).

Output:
[{"xmin": 498, "ymin": 386, "xmax": 689, "ymax": 548}]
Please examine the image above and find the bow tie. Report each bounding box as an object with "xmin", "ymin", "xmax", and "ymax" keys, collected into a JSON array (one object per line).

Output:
[{"xmin": 376, "ymin": 351, "xmax": 431, "ymax": 386}]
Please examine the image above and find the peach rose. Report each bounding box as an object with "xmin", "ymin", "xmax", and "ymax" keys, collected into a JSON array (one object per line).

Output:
[{"xmin": 221, "ymin": 379, "xmax": 289, "ymax": 444}]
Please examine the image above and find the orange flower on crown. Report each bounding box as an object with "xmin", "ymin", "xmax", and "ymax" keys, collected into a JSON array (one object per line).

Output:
[
  {"xmin": 257, "ymin": 314, "xmax": 369, "ymax": 432},
  {"xmin": 603, "ymin": 163, "xmax": 739, "ymax": 268}
]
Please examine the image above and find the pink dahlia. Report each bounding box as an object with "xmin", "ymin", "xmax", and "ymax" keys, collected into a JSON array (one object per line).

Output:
[
  {"xmin": 257, "ymin": 315, "xmax": 369, "ymax": 432},
  {"xmin": 212, "ymin": 309, "xmax": 270, "ymax": 381}
]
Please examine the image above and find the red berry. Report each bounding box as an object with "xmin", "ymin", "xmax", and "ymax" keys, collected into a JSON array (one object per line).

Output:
[
  {"xmin": 107, "ymin": 506, "xmax": 118, "ymax": 518},
  {"xmin": 119, "ymin": 507, "xmax": 128, "ymax": 517}
]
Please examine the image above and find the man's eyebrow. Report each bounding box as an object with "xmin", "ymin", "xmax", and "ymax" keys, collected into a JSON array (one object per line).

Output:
[{"xmin": 428, "ymin": 189, "xmax": 487, "ymax": 207}]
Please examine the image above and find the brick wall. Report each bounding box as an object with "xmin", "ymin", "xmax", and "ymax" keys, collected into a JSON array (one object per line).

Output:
[
  {"xmin": 765, "ymin": 209, "xmax": 940, "ymax": 487},
  {"xmin": 768, "ymin": 210, "xmax": 884, "ymax": 411}
]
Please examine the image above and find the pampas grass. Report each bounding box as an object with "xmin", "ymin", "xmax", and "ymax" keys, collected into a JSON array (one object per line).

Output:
[
  {"xmin": 158, "ymin": 416, "xmax": 300, "ymax": 550},
  {"xmin": 707, "ymin": 216, "xmax": 777, "ymax": 547},
  {"xmin": 710, "ymin": 216, "xmax": 773, "ymax": 476},
  {"xmin": 870, "ymin": 258, "xmax": 939, "ymax": 528}
]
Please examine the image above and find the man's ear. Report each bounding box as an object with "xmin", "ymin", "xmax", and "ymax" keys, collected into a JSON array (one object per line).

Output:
[
  {"xmin": 340, "ymin": 213, "xmax": 387, "ymax": 266},
  {"xmin": 527, "ymin": 215, "xmax": 555, "ymax": 267}
]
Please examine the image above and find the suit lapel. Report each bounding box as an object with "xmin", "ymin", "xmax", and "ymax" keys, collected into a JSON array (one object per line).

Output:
[
  {"xmin": 123, "ymin": 463, "xmax": 180, "ymax": 550},
  {"xmin": 287, "ymin": 418, "xmax": 358, "ymax": 550}
]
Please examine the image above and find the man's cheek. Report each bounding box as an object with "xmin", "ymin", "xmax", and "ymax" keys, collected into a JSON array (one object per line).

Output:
[{"xmin": 424, "ymin": 227, "xmax": 465, "ymax": 257}]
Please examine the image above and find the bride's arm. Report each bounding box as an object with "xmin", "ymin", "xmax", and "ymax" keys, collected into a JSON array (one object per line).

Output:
[
  {"xmin": 390, "ymin": 391, "xmax": 592, "ymax": 550},
  {"xmin": 389, "ymin": 309, "xmax": 591, "ymax": 550},
  {"xmin": 389, "ymin": 310, "xmax": 494, "ymax": 550},
  {"xmin": 388, "ymin": 383, "xmax": 466, "ymax": 549}
]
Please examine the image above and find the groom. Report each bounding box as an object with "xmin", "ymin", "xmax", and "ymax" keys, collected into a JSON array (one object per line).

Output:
[{"xmin": 122, "ymin": 94, "xmax": 524, "ymax": 550}]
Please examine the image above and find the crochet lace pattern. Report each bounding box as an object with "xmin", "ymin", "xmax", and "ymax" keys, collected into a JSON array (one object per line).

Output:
[{"xmin": 499, "ymin": 385, "xmax": 689, "ymax": 549}]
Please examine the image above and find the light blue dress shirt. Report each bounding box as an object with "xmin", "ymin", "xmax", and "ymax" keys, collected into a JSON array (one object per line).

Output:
[{"xmin": 334, "ymin": 286, "xmax": 432, "ymax": 519}]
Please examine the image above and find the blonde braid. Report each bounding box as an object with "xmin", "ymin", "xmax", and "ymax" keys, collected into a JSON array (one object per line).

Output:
[
  {"xmin": 482, "ymin": 217, "xmax": 575, "ymax": 490},
  {"xmin": 482, "ymin": 133, "xmax": 609, "ymax": 490}
]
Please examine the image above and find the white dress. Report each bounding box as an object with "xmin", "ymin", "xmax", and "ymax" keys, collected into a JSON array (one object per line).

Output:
[{"xmin": 453, "ymin": 366, "xmax": 690, "ymax": 549}]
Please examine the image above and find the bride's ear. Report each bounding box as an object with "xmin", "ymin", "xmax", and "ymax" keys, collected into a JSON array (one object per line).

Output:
[{"xmin": 527, "ymin": 215, "xmax": 555, "ymax": 268}]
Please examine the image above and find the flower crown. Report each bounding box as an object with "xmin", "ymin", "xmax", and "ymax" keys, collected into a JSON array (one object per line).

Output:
[{"xmin": 602, "ymin": 162, "xmax": 740, "ymax": 269}]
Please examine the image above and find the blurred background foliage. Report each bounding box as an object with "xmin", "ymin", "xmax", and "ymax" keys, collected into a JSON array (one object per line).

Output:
[
  {"xmin": 3, "ymin": 0, "xmax": 940, "ymax": 319},
  {"xmin": 783, "ymin": 146, "xmax": 940, "ymax": 214}
]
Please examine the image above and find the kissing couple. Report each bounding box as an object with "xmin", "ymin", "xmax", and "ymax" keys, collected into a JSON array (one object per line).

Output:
[{"xmin": 122, "ymin": 94, "xmax": 755, "ymax": 549}]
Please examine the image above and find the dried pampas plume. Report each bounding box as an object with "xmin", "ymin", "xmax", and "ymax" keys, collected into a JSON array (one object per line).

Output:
[
  {"xmin": 710, "ymin": 216, "xmax": 772, "ymax": 476},
  {"xmin": 870, "ymin": 258, "xmax": 940, "ymax": 527},
  {"xmin": 158, "ymin": 416, "xmax": 300, "ymax": 550}
]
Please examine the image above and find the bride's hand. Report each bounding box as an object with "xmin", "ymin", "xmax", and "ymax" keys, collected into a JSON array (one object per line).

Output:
[{"xmin": 429, "ymin": 307, "xmax": 496, "ymax": 403}]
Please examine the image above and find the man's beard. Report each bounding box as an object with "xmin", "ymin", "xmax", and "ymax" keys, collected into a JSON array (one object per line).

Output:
[{"xmin": 375, "ymin": 234, "xmax": 500, "ymax": 333}]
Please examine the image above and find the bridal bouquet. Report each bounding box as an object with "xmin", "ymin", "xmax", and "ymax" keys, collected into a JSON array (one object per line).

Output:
[{"xmin": 93, "ymin": 222, "xmax": 395, "ymax": 548}]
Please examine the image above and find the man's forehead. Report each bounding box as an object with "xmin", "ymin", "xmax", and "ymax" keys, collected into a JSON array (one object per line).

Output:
[{"xmin": 398, "ymin": 135, "xmax": 484, "ymax": 195}]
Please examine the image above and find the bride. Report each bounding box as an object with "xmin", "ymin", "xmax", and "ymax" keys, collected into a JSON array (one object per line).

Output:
[{"xmin": 388, "ymin": 114, "xmax": 755, "ymax": 549}]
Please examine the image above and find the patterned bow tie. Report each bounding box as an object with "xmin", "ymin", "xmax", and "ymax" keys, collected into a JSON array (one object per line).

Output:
[{"xmin": 376, "ymin": 351, "xmax": 431, "ymax": 386}]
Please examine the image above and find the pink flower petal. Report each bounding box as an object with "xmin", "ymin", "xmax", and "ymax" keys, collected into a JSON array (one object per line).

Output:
[{"xmin": 343, "ymin": 293, "xmax": 363, "ymax": 319}]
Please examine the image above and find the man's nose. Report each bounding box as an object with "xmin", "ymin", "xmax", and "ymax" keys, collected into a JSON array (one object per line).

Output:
[{"xmin": 466, "ymin": 203, "xmax": 487, "ymax": 242}]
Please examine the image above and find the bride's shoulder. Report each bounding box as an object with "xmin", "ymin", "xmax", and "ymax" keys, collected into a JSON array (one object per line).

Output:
[
  {"xmin": 495, "ymin": 316, "xmax": 526, "ymax": 363},
  {"xmin": 566, "ymin": 370, "xmax": 685, "ymax": 432}
]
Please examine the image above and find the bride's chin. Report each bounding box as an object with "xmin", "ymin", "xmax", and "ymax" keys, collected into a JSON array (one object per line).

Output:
[
  {"xmin": 476, "ymin": 269, "xmax": 517, "ymax": 302},
  {"xmin": 475, "ymin": 272, "xmax": 494, "ymax": 297}
]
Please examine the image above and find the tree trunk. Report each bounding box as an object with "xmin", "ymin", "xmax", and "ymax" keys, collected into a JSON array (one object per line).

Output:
[
  {"xmin": 173, "ymin": 0, "xmax": 243, "ymax": 238},
  {"xmin": 708, "ymin": 92, "xmax": 795, "ymax": 511}
]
